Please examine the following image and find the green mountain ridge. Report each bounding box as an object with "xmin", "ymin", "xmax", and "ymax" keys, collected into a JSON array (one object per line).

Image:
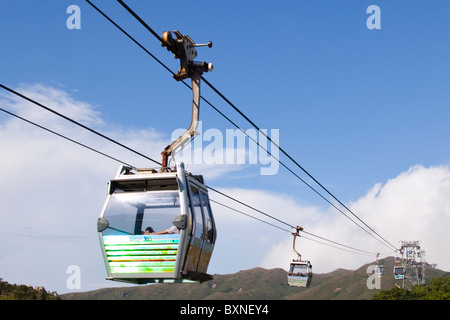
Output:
[{"xmin": 61, "ymin": 257, "xmax": 449, "ymax": 300}]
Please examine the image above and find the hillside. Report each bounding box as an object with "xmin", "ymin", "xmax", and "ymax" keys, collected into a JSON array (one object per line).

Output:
[
  {"xmin": 62, "ymin": 257, "xmax": 449, "ymax": 300},
  {"xmin": 0, "ymin": 279, "xmax": 60, "ymax": 300}
]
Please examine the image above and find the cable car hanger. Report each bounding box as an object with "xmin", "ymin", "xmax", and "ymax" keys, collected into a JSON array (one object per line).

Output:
[
  {"xmin": 160, "ymin": 30, "xmax": 213, "ymax": 170},
  {"xmin": 292, "ymin": 226, "xmax": 304, "ymax": 262}
]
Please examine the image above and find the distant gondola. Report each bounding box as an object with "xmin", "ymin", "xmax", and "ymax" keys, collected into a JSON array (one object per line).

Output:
[
  {"xmin": 288, "ymin": 260, "xmax": 313, "ymax": 288},
  {"xmin": 287, "ymin": 226, "xmax": 313, "ymax": 287},
  {"xmin": 375, "ymin": 253, "xmax": 384, "ymax": 276},
  {"xmin": 393, "ymin": 265, "xmax": 405, "ymax": 280}
]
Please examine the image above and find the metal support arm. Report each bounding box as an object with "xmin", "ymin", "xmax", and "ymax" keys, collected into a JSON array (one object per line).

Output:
[
  {"xmin": 161, "ymin": 71, "xmax": 201, "ymax": 169},
  {"xmin": 292, "ymin": 226, "xmax": 304, "ymax": 261},
  {"xmin": 160, "ymin": 30, "xmax": 212, "ymax": 170}
]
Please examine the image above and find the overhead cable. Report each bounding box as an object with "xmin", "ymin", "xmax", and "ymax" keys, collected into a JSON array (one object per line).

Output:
[
  {"xmin": 207, "ymin": 185, "xmax": 296, "ymax": 230},
  {"xmin": 1, "ymin": 3, "xmax": 395, "ymax": 258},
  {"xmin": 1, "ymin": 101, "xmax": 380, "ymax": 258},
  {"xmin": 210, "ymin": 197, "xmax": 380, "ymax": 257},
  {"xmin": 0, "ymin": 84, "xmax": 162, "ymax": 166},
  {"xmin": 0, "ymin": 107, "xmax": 136, "ymax": 168},
  {"xmin": 90, "ymin": 0, "xmax": 397, "ymax": 252}
]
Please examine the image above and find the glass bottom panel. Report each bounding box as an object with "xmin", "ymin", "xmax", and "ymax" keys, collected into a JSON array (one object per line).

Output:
[{"xmin": 103, "ymin": 234, "xmax": 179, "ymax": 275}]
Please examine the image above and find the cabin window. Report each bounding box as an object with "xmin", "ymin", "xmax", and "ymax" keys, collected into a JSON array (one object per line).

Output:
[
  {"xmin": 290, "ymin": 264, "xmax": 309, "ymax": 276},
  {"xmin": 101, "ymin": 191, "xmax": 181, "ymax": 236},
  {"xmin": 394, "ymin": 267, "xmax": 405, "ymax": 275}
]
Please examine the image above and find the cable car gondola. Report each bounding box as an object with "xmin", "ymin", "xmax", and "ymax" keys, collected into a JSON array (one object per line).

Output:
[
  {"xmin": 393, "ymin": 265, "xmax": 405, "ymax": 280},
  {"xmin": 375, "ymin": 253, "xmax": 384, "ymax": 276},
  {"xmin": 288, "ymin": 260, "xmax": 313, "ymax": 288},
  {"xmin": 97, "ymin": 29, "xmax": 217, "ymax": 284},
  {"xmin": 287, "ymin": 226, "xmax": 313, "ymax": 288},
  {"xmin": 375, "ymin": 265, "xmax": 384, "ymax": 276},
  {"xmin": 97, "ymin": 162, "xmax": 216, "ymax": 284}
]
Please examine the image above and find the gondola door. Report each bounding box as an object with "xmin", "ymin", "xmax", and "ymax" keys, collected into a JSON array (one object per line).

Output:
[
  {"xmin": 182, "ymin": 182, "xmax": 215, "ymax": 281},
  {"xmin": 197, "ymin": 188, "xmax": 216, "ymax": 273},
  {"xmin": 183, "ymin": 184, "xmax": 205, "ymax": 273}
]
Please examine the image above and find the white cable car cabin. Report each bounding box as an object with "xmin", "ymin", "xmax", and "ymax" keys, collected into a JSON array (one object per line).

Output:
[
  {"xmin": 375, "ymin": 265, "xmax": 384, "ymax": 276},
  {"xmin": 97, "ymin": 162, "xmax": 217, "ymax": 284},
  {"xmin": 288, "ymin": 260, "xmax": 313, "ymax": 288},
  {"xmin": 393, "ymin": 265, "xmax": 405, "ymax": 280},
  {"xmin": 287, "ymin": 227, "xmax": 313, "ymax": 288},
  {"xmin": 374, "ymin": 254, "xmax": 384, "ymax": 276}
]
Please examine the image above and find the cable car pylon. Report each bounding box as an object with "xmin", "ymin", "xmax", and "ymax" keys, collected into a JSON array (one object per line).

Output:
[
  {"xmin": 97, "ymin": 30, "xmax": 216, "ymax": 284},
  {"xmin": 287, "ymin": 226, "xmax": 313, "ymax": 288},
  {"xmin": 393, "ymin": 241, "xmax": 426, "ymax": 288}
]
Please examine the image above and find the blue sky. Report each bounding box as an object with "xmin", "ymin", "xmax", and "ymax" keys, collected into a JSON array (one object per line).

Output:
[{"xmin": 1, "ymin": 0, "xmax": 450, "ymax": 294}]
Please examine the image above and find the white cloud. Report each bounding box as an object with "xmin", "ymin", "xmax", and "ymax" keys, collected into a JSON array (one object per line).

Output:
[{"xmin": 1, "ymin": 83, "xmax": 102, "ymax": 130}]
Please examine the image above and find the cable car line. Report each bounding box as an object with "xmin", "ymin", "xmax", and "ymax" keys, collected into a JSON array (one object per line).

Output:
[
  {"xmin": 3, "ymin": 4, "xmax": 402, "ymax": 284},
  {"xmin": 209, "ymin": 183, "xmax": 395, "ymax": 256},
  {"xmin": 209, "ymin": 199, "xmax": 292, "ymax": 234},
  {"xmin": 300, "ymin": 235, "xmax": 375, "ymax": 257},
  {"xmin": 85, "ymin": 0, "xmax": 398, "ymax": 253},
  {"xmin": 201, "ymin": 72, "xmax": 398, "ymax": 253},
  {"xmin": 116, "ymin": 0, "xmax": 162, "ymax": 43},
  {"xmin": 1, "ymin": 96, "xmax": 384, "ymax": 259},
  {"xmin": 1, "ymin": 99, "xmax": 381, "ymax": 259},
  {"xmin": 212, "ymin": 197, "xmax": 379, "ymax": 257},
  {"xmin": 0, "ymin": 107, "xmax": 136, "ymax": 169},
  {"xmin": 89, "ymin": 0, "xmax": 398, "ymax": 252},
  {"xmin": 0, "ymin": 83, "xmax": 162, "ymax": 166},
  {"xmin": 0, "ymin": 84, "xmax": 308, "ymax": 246},
  {"xmin": 301, "ymin": 230, "xmax": 379, "ymax": 256},
  {"xmin": 1, "ymin": 91, "xmax": 383, "ymax": 259},
  {"xmin": 84, "ymin": 0, "xmax": 173, "ymax": 77},
  {"xmin": 1, "ymin": 88, "xmax": 388, "ymax": 260},
  {"xmin": 209, "ymin": 190, "xmax": 383, "ymax": 257},
  {"xmin": 195, "ymin": 92, "xmax": 387, "ymax": 245},
  {"xmin": 15, "ymin": 0, "xmax": 396, "ymax": 262},
  {"xmin": 207, "ymin": 185, "xmax": 296, "ymax": 230}
]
